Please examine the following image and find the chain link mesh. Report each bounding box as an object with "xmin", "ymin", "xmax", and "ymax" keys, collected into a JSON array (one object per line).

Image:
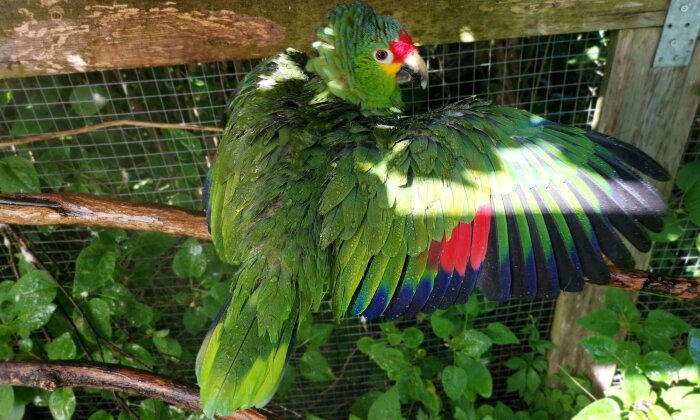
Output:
[{"xmin": 1, "ymin": 31, "xmax": 698, "ymax": 419}]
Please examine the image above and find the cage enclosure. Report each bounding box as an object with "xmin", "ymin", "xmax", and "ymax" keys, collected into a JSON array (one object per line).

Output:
[{"xmin": 0, "ymin": 1, "xmax": 699, "ymax": 419}]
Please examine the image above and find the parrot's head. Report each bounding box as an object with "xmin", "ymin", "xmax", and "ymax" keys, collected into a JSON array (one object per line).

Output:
[{"xmin": 306, "ymin": 3, "xmax": 428, "ymax": 113}]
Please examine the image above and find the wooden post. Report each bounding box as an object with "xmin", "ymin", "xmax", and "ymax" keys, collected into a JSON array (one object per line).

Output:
[{"xmin": 547, "ymin": 27, "xmax": 700, "ymax": 394}]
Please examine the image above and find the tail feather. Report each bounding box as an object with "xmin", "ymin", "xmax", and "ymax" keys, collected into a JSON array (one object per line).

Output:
[{"xmin": 196, "ymin": 287, "xmax": 299, "ymax": 416}]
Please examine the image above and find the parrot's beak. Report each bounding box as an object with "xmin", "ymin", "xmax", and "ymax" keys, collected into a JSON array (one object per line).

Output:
[{"xmin": 398, "ymin": 51, "xmax": 428, "ymax": 89}]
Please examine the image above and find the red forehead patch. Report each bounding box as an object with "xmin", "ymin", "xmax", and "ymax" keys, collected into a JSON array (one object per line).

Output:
[{"xmin": 389, "ymin": 29, "xmax": 417, "ymax": 62}]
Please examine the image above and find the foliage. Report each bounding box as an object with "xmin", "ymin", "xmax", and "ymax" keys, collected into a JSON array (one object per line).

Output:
[
  {"xmin": 342, "ymin": 288, "xmax": 700, "ymax": 420},
  {"xmin": 0, "ymin": 224, "xmax": 230, "ymax": 417},
  {"xmin": 572, "ymin": 288, "xmax": 700, "ymax": 420},
  {"xmin": 652, "ymin": 159, "xmax": 700, "ymax": 277}
]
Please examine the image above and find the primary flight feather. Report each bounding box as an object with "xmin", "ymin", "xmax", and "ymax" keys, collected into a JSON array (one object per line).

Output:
[{"xmin": 197, "ymin": 3, "xmax": 669, "ymax": 415}]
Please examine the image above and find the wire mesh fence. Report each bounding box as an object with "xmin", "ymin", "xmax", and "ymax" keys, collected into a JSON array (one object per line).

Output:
[{"xmin": 0, "ymin": 30, "xmax": 698, "ymax": 419}]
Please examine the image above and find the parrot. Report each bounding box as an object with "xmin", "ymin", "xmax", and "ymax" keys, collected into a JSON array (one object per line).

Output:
[{"xmin": 196, "ymin": 3, "xmax": 669, "ymax": 416}]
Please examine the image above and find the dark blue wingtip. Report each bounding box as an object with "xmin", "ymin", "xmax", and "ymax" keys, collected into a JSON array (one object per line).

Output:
[{"xmin": 203, "ymin": 171, "xmax": 213, "ymax": 233}]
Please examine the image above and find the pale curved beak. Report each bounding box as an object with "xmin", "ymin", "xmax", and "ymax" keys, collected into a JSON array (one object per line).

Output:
[{"xmin": 400, "ymin": 51, "xmax": 428, "ymax": 89}]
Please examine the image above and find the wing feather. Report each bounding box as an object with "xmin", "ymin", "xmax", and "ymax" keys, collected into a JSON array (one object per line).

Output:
[{"xmin": 322, "ymin": 98, "xmax": 669, "ymax": 319}]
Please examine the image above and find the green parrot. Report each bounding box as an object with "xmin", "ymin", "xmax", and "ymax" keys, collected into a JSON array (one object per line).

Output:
[{"xmin": 196, "ymin": 3, "xmax": 669, "ymax": 415}]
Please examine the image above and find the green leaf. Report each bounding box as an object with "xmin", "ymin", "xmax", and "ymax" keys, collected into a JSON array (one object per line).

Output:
[
  {"xmin": 689, "ymin": 328, "xmax": 700, "ymax": 365},
  {"xmin": 504, "ymin": 356, "xmax": 528, "ymax": 370},
  {"xmin": 183, "ymin": 306, "xmax": 208, "ymax": 335},
  {"xmin": 687, "ymin": 179, "xmax": 700, "ymax": 226},
  {"xmin": 639, "ymin": 351, "xmax": 681, "ymax": 382},
  {"xmin": 661, "ymin": 386, "xmax": 693, "ymax": 409},
  {"xmin": 648, "ymin": 213, "xmax": 683, "ymax": 243},
  {"xmin": 618, "ymin": 369, "xmax": 651, "ymax": 407},
  {"xmin": 577, "ymin": 309, "xmax": 620, "ymax": 337},
  {"xmin": 152, "ymin": 334, "xmax": 182, "ymax": 358},
  {"xmin": 0, "ymin": 156, "xmax": 40, "ymax": 193},
  {"xmin": 0, "ymin": 385, "xmax": 13, "ymax": 415},
  {"xmin": 351, "ymin": 391, "xmax": 382, "ymax": 419},
  {"xmin": 45, "ymin": 332, "xmax": 77, "ymax": 360},
  {"xmin": 11, "ymin": 270, "xmax": 57, "ymax": 338},
  {"xmin": 299, "ymin": 349, "xmax": 335, "ymax": 382},
  {"xmin": 572, "ymin": 397, "xmax": 621, "ymax": 420},
  {"xmin": 645, "ymin": 310, "xmax": 690, "ymax": 338},
  {"xmin": 124, "ymin": 301, "xmax": 154, "ymax": 329},
  {"xmin": 507, "ymin": 369, "xmax": 526, "ymax": 393},
  {"xmin": 172, "ymin": 238, "xmax": 207, "ymax": 279},
  {"xmin": 370, "ymin": 346, "xmax": 410, "ymax": 374},
  {"xmin": 676, "ymin": 160, "xmax": 700, "ymax": 193},
  {"xmin": 580, "ymin": 335, "xmax": 617, "ymax": 364},
  {"xmin": 357, "ymin": 336, "xmax": 375, "ymax": 354},
  {"xmin": 72, "ymin": 244, "xmax": 117, "ymax": 297},
  {"xmin": 645, "ymin": 405, "xmax": 671, "ymax": 420},
  {"xmin": 402, "ymin": 327, "xmax": 424, "ymax": 348},
  {"xmin": 616, "ymin": 342, "xmax": 641, "ymax": 368},
  {"xmin": 123, "ymin": 343, "xmax": 155, "ymax": 369},
  {"xmin": 138, "ymin": 398, "xmax": 169, "ymax": 420},
  {"xmin": 430, "ymin": 312, "xmax": 456, "ymax": 338},
  {"xmin": 126, "ymin": 232, "xmax": 177, "ymax": 258},
  {"xmin": 163, "ymin": 129, "xmax": 204, "ymax": 163},
  {"xmin": 49, "ymin": 388, "xmax": 76, "ymax": 420},
  {"xmin": 442, "ymin": 365, "xmax": 468, "ymax": 400},
  {"xmin": 298, "ymin": 321, "xmax": 335, "ymax": 350},
  {"xmin": 461, "ymin": 356, "xmax": 493, "ymax": 398},
  {"xmin": 677, "ymin": 394, "xmax": 700, "ymax": 418},
  {"xmin": 87, "ymin": 410, "xmax": 114, "ymax": 420},
  {"xmin": 85, "ymin": 298, "xmax": 112, "ymax": 339},
  {"xmin": 486, "ymin": 322, "xmax": 520, "ymax": 345},
  {"xmin": 605, "ymin": 288, "xmax": 641, "ymax": 325},
  {"xmin": 368, "ymin": 386, "xmax": 401, "ymax": 420},
  {"xmin": 420, "ymin": 355, "xmax": 445, "ymax": 378},
  {"xmin": 526, "ymin": 368, "xmax": 541, "ymax": 393},
  {"xmin": 452, "ymin": 330, "xmax": 492, "ymax": 358},
  {"xmin": 69, "ymin": 86, "xmax": 110, "ymax": 116}
]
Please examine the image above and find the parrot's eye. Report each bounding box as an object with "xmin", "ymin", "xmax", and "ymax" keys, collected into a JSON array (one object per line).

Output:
[{"xmin": 374, "ymin": 49, "xmax": 393, "ymax": 64}]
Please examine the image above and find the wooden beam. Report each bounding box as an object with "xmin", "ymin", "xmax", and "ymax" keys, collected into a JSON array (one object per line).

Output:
[
  {"xmin": 547, "ymin": 27, "xmax": 700, "ymax": 394},
  {"xmin": 0, "ymin": 0, "xmax": 669, "ymax": 78}
]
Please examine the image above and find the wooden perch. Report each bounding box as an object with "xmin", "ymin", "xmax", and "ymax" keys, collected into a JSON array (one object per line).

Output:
[
  {"xmin": 0, "ymin": 192, "xmax": 698, "ymax": 299},
  {"xmin": 0, "ymin": 193, "xmax": 210, "ymax": 241},
  {"xmin": 0, "ymin": 0, "xmax": 669, "ymax": 78},
  {"xmin": 608, "ymin": 266, "xmax": 700, "ymax": 300},
  {"xmin": 0, "ymin": 361, "xmax": 265, "ymax": 420}
]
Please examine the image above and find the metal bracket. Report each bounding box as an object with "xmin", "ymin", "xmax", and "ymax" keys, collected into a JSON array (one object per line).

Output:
[{"xmin": 653, "ymin": 0, "xmax": 700, "ymax": 67}]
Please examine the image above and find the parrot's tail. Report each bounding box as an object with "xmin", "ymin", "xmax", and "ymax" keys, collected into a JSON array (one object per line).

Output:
[{"xmin": 196, "ymin": 286, "xmax": 299, "ymax": 416}]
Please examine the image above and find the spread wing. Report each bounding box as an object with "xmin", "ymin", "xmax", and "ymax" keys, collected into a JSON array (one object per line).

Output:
[{"xmin": 320, "ymin": 97, "xmax": 670, "ymax": 320}]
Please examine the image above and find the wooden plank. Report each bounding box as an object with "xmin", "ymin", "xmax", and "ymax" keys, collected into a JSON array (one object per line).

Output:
[
  {"xmin": 547, "ymin": 27, "xmax": 700, "ymax": 394},
  {"xmin": 0, "ymin": 0, "xmax": 669, "ymax": 78}
]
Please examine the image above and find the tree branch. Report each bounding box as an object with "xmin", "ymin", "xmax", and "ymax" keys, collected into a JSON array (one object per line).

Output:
[
  {"xmin": 0, "ymin": 193, "xmax": 698, "ymax": 299},
  {"xmin": 0, "ymin": 361, "xmax": 265, "ymax": 419},
  {"xmin": 0, "ymin": 119, "xmax": 222, "ymax": 149},
  {"xmin": 0, "ymin": 193, "xmax": 210, "ymax": 241},
  {"xmin": 608, "ymin": 266, "xmax": 700, "ymax": 300}
]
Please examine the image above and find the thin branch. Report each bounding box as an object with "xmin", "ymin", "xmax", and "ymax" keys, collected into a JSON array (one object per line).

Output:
[
  {"xmin": 0, "ymin": 361, "xmax": 265, "ymax": 420},
  {"xmin": 0, "ymin": 120, "xmax": 223, "ymax": 148},
  {"xmin": 1, "ymin": 193, "xmax": 698, "ymax": 299},
  {"xmin": 318, "ymin": 347, "xmax": 358, "ymax": 396},
  {"xmin": 0, "ymin": 193, "xmax": 210, "ymax": 241}
]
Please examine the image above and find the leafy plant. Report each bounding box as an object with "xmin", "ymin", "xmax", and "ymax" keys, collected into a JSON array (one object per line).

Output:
[
  {"xmin": 573, "ymin": 288, "xmax": 700, "ymax": 420},
  {"xmin": 652, "ymin": 159, "xmax": 700, "ymax": 277},
  {"xmin": 348, "ymin": 295, "xmax": 520, "ymax": 419}
]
